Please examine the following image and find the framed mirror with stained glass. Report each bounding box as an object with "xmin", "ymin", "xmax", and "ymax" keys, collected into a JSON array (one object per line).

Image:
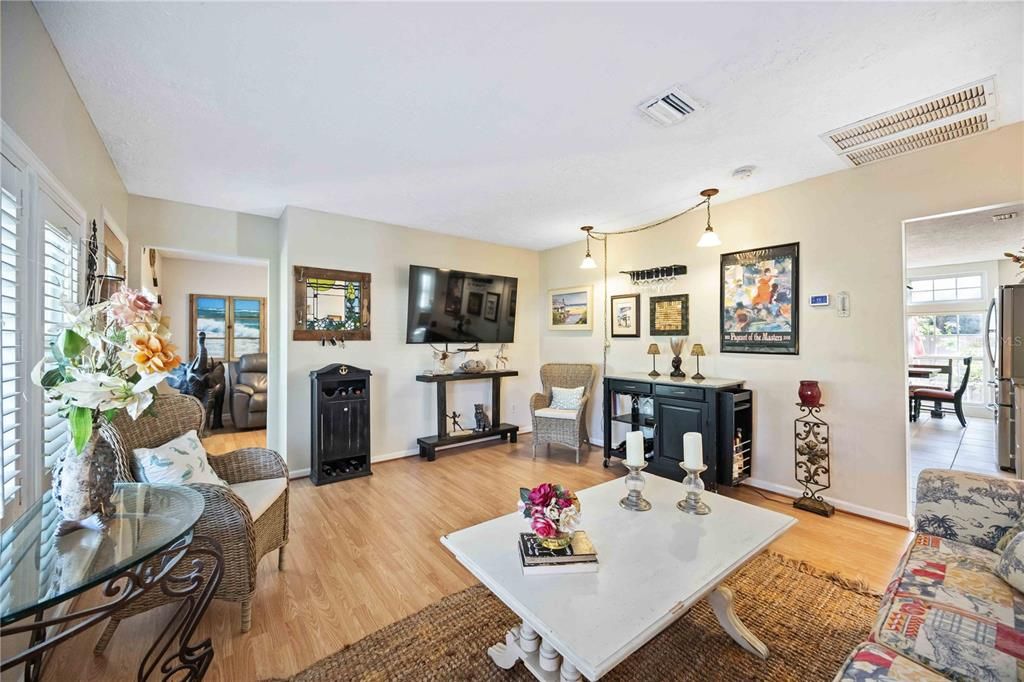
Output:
[{"xmin": 293, "ymin": 266, "xmax": 371, "ymax": 341}]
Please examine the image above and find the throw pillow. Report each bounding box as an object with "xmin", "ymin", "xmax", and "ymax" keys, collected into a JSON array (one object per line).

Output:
[
  {"xmin": 550, "ymin": 386, "xmax": 585, "ymax": 410},
  {"xmin": 132, "ymin": 430, "xmax": 227, "ymax": 487},
  {"xmin": 996, "ymin": 517, "xmax": 1024, "ymax": 553},
  {"xmin": 995, "ymin": 531, "xmax": 1024, "ymax": 592}
]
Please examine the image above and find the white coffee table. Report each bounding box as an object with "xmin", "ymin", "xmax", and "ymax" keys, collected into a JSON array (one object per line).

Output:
[{"xmin": 440, "ymin": 475, "xmax": 796, "ymax": 681}]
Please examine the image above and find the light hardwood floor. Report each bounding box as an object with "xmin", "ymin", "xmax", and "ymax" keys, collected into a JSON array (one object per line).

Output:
[
  {"xmin": 44, "ymin": 432, "xmax": 912, "ymax": 681},
  {"xmin": 909, "ymin": 412, "xmax": 1009, "ymax": 508}
]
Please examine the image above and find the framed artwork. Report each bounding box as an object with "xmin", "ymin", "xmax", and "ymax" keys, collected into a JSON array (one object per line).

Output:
[
  {"xmin": 548, "ymin": 285, "xmax": 593, "ymax": 331},
  {"xmin": 444, "ymin": 271, "xmax": 465, "ymax": 316},
  {"xmin": 610, "ymin": 293, "xmax": 641, "ymax": 338},
  {"xmin": 466, "ymin": 291, "xmax": 483, "ymax": 316},
  {"xmin": 720, "ymin": 242, "xmax": 799, "ymax": 354},
  {"xmin": 649, "ymin": 294, "xmax": 689, "ymax": 336},
  {"xmin": 484, "ymin": 292, "xmax": 500, "ymax": 322},
  {"xmin": 293, "ymin": 266, "xmax": 371, "ymax": 341}
]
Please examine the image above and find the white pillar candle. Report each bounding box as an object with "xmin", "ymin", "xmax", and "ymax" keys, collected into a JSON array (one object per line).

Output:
[
  {"xmin": 683, "ymin": 432, "xmax": 703, "ymax": 470},
  {"xmin": 625, "ymin": 431, "xmax": 645, "ymax": 466}
]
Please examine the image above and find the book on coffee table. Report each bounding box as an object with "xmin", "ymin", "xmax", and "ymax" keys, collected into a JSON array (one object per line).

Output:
[{"xmin": 518, "ymin": 532, "xmax": 598, "ymax": 575}]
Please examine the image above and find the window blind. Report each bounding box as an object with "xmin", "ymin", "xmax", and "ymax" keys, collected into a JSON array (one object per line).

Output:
[
  {"xmin": 0, "ymin": 186, "xmax": 21, "ymax": 512},
  {"xmin": 41, "ymin": 222, "xmax": 79, "ymax": 472}
]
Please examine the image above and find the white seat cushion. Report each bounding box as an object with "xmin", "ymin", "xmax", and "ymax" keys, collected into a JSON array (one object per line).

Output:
[
  {"xmin": 229, "ymin": 478, "xmax": 287, "ymax": 521},
  {"xmin": 535, "ymin": 407, "xmax": 577, "ymax": 420}
]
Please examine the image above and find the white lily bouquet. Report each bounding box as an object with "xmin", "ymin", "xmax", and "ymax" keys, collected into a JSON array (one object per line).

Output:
[{"xmin": 32, "ymin": 286, "xmax": 182, "ymax": 452}]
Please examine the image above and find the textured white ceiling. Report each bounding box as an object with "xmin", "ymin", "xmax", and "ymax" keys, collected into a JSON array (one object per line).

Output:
[
  {"xmin": 906, "ymin": 203, "xmax": 1024, "ymax": 269},
  {"xmin": 36, "ymin": 2, "xmax": 1024, "ymax": 250}
]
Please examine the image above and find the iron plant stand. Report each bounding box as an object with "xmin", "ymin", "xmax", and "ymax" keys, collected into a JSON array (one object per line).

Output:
[
  {"xmin": 793, "ymin": 404, "xmax": 835, "ymax": 517},
  {"xmin": 1, "ymin": 535, "xmax": 223, "ymax": 681}
]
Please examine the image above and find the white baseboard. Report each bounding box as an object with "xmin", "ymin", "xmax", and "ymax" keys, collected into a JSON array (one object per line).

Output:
[
  {"xmin": 288, "ymin": 427, "xmax": 533, "ymax": 478},
  {"xmin": 742, "ymin": 477, "xmax": 913, "ymax": 529}
]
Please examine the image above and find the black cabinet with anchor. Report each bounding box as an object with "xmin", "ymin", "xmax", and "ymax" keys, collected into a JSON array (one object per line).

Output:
[{"xmin": 310, "ymin": 364, "xmax": 372, "ymax": 485}]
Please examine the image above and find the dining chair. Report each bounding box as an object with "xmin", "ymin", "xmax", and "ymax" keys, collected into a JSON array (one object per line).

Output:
[{"xmin": 911, "ymin": 357, "xmax": 972, "ymax": 427}]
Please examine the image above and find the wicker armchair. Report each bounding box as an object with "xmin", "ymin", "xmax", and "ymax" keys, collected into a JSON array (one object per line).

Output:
[
  {"xmin": 94, "ymin": 394, "xmax": 289, "ymax": 651},
  {"xmin": 530, "ymin": 363, "xmax": 595, "ymax": 464}
]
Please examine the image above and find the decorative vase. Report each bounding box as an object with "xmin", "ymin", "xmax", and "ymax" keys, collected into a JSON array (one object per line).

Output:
[
  {"xmin": 51, "ymin": 431, "xmax": 118, "ymax": 536},
  {"xmin": 798, "ymin": 380, "xmax": 822, "ymax": 407},
  {"xmin": 539, "ymin": 531, "xmax": 573, "ymax": 551}
]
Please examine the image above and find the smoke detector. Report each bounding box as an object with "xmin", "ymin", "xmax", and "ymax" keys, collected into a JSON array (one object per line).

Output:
[
  {"xmin": 993, "ymin": 212, "xmax": 1018, "ymax": 222},
  {"xmin": 821, "ymin": 77, "xmax": 998, "ymax": 167},
  {"xmin": 637, "ymin": 85, "xmax": 703, "ymax": 127},
  {"xmin": 732, "ymin": 165, "xmax": 756, "ymax": 180}
]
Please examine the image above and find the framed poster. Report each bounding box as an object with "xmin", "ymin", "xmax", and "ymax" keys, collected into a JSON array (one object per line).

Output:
[
  {"xmin": 610, "ymin": 294, "xmax": 641, "ymax": 338},
  {"xmin": 720, "ymin": 242, "xmax": 799, "ymax": 354},
  {"xmin": 466, "ymin": 291, "xmax": 483, "ymax": 316},
  {"xmin": 548, "ymin": 285, "xmax": 593, "ymax": 331},
  {"xmin": 649, "ymin": 294, "xmax": 689, "ymax": 336},
  {"xmin": 484, "ymin": 292, "xmax": 500, "ymax": 322}
]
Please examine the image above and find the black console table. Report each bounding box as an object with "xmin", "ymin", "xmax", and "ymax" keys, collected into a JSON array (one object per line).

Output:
[
  {"xmin": 416, "ymin": 370, "xmax": 519, "ymax": 461},
  {"xmin": 602, "ymin": 373, "xmax": 752, "ymax": 491}
]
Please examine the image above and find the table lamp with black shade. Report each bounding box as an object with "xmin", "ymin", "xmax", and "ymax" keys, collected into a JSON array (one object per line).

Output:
[
  {"xmin": 647, "ymin": 343, "xmax": 661, "ymax": 378},
  {"xmin": 690, "ymin": 343, "xmax": 706, "ymax": 381}
]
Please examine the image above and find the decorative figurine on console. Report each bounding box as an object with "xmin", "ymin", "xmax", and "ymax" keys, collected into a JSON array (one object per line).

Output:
[
  {"xmin": 669, "ymin": 337, "xmax": 686, "ymax": 378},
  {"xmin": 474, "ymin": 404, "xmax": 492, "ymax": 432},
  {"xmin": 448, "ymin": 411, "xmax": 465, "ymax": 433},
  {"xmin": 458, "ymin": 359, "xmax": 486, "ymax": 374},
  {"xmin": 495, "ymin": 343, "xmax": 509, "ymax": 370}
]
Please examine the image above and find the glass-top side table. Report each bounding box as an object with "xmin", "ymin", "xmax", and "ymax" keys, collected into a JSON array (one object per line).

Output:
[{"xmin": 0, "ymin": 483, "xmax": 223, "ymax": 681}]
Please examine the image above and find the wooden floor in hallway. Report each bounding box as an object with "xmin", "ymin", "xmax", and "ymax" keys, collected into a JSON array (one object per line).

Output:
[
  {"xmin": 41, "ymin": 432, "xmax": 912, "ymax": 682},
  {"xmin": 908, "ymin": 411, "xmax": 1010, "ymax": 508}
]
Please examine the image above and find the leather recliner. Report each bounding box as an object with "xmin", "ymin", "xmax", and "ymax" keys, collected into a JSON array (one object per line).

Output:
[{"xmin": 231, "ymin": 353, "xmax": 268, "ymax": 429}]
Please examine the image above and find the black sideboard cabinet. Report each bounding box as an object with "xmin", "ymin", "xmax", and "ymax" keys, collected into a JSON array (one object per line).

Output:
[
  {"xmin": 310, "ymin": 364, "xmax": 372, "ymax": 485},
  {"xmin": 602, "ymin": 374, "xmax": 752, "ymax": 490}
]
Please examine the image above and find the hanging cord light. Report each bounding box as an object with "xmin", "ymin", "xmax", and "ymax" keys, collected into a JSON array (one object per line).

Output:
[
  {"xmin": 696, "ymin": 188, "xmax": 721, "ymax": 247},
  {"xmin": 579, "ymin": 226, "xmax": 597, "ymax": 269},
  {"xmin": 575, "ymin": 188, "xmax": 721, "ymax": 378}
]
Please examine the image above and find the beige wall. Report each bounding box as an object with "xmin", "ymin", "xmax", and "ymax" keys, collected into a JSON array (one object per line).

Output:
[
  {"xmin": 279, "ymin": 206, "xmax": 541, "ymax": 473},
  {"xmin": 159, "ymin": 256, "xmax": 269, "ymax": 360},
  {"xmin": 1, "ymin": 2, "xmax": 127, "ymax": 228},
  {"xmin": 539, "ymin": 122, "xmax": 1024, "ymax": 525}
]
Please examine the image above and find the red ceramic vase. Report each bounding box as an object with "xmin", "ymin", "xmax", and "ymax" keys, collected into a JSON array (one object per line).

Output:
[{"xmin": 798, "ymin": 380, "xmax": 822, "ymax": 407}]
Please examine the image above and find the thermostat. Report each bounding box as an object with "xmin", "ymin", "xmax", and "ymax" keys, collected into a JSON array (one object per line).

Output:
[{"xmin": 809, "ymin": 294, "xmax": 830, "ymax": 307}]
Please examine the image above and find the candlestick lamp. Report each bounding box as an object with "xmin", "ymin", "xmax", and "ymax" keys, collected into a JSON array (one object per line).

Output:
[
  {"xmin": 647, "ymin": 343, "xmax": 661, "ymax": 378},
  {"xmin": 690, "ymin": 343, "xmax": 706, "ymax": 381}
]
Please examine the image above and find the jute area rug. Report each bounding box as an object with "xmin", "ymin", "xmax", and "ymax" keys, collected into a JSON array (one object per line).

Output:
[{"xmin": 272, "ymin": 552, "xmax": 880, "ymax": 682}]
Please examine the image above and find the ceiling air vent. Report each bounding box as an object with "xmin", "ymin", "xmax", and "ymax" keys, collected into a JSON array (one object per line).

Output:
[
  {"xmin": 993, "ymin": 212, "xmax": 1019, "ymax": 222},
  {"xmin": 638, "ymin": 86, "xmax": 703, "ymax": 127},
  {"xmin": 821, "ymin": 77, "xmax": 998, "ymax": 166}
]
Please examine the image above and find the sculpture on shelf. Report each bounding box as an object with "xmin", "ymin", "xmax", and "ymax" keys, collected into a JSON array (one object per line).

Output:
[
  {"xmin": 448, "ymin": 411, "xmax": 464, "ymax": 432},
  {"xmin": 495, "ymin": 343, "xmax": 509, "ymax": 370},
  {"xmin": 669, "ymin": 337, "xmax": 686, "ymax": 378},
  {"xmin": 458, "ymin": 359, "xmax": 487, "ymax": 374},
  {"xmin": 793, "ymin": 391, "xmax": 834, "ymax": 517},
  {"xmin": 474, "ymin": 404, "xmax": 492, "ymax": 432},
  {"xmin": 167, "ymin": 331, "xmax": 226, "ymax": 430}
]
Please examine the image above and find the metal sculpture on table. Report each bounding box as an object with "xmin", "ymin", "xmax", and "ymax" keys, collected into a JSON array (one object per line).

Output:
[
  {"xmin": 168, "ymin": 332, "xmax": 226, "ymax": 430},
  {"xmin": 793, "ymin": 402, "xmax": 835, "ymax": 517}
]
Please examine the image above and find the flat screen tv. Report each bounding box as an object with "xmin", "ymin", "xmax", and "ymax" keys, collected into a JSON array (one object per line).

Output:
[{"xmin": 406, "ymin": 265, "xmax": 517, "ymax": 344}]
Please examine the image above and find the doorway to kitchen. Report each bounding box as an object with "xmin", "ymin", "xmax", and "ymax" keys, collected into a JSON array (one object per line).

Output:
[{"xmin": 904, "ymin": 202, "xmax": 1022, "ymax": 510}]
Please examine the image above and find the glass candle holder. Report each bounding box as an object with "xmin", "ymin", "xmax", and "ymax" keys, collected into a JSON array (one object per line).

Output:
[
  {"xmin": 619, "ymin": 461, "xmax": 652, "ymax": 512},
  {"xmin": 677, "ymin": 463, "xmax": 711, "ymax": 515}
]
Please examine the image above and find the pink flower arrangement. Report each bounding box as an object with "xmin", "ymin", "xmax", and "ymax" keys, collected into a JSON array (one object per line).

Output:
[
  {"xmin": 107, "ymin": 285, "xmax": 158, "ymax": 325},
  {"xmin": 518, "ymin": 483, "xmax": 581, "ymax": 538}
]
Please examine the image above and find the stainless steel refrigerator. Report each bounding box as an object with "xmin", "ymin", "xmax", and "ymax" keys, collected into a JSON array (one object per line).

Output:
[{"xmin": 985, "ymin": 283, "xmax": 1024, "ymax": 473}]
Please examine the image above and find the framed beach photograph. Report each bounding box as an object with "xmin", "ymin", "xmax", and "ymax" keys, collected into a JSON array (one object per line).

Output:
[
  {"xmin": 720, "ymin": 242, "xmax": 799, "ymax": 354},
  {"xmin": 484, "ymin": 291, "xmax": 500, "ymax": 322},
  {"xmin": 548, "ymin": 285, "xmax": 593, "ymax": 331},
  {"xmin": 649, "ymin": 294, "xmax": 689, "ymax": 336},
  {"xmin": 610, "ymin": 293, "xmax": 641, "ymax": 338}
]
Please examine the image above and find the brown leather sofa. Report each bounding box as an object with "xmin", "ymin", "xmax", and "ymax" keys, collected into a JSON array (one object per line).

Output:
[{"xmin": 231, "ymin": 353, "xmax": 268, "ymax": 429}]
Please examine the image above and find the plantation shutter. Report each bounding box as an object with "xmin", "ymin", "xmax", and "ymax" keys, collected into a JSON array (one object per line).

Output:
[
  {"xmin": 41, "ymin": 199, "xmax": 80, "ymax": 473},
  {"xmin": 0, "ymin": 156, "xmax": 23, "ymax": 522}
]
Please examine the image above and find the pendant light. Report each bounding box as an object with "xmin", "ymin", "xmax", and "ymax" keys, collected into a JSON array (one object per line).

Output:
[
  {"xmin": 696, "ymin": 188, "xmax": 721, "ymax": 247},
  {"xmin": 579, "ymin": 226, "xmax": 597, "ymax": 269}
]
